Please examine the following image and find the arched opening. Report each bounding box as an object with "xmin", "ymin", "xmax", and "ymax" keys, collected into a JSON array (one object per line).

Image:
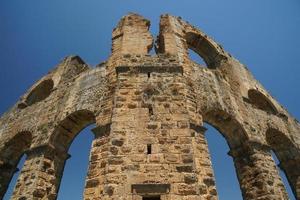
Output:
[
  {"xmin": 51, "ymin": 110, "xmax": 96, "ymax": 152},
  {"xmin": 188, "ymin": 48, "xmax": 207, "ymax": 66},
  {"xmin": 148, "ymin": 47, "xmax": 156, "ymax": 56},
  {"xmin": 205, "ymin": 123, "xmax": 243, "ymax": 199},
  {"xmin": 271, "ymin": 151, "xmax": 296, "ymax": 200},
  {"xmin": 0, "ymin": 131, "xmax": 32, "ymax": 199},
  {"xmin": 18, "ymin": 79, "xmax": 54, "ymax": 109},
  {"xmin": 266, "ymin": 128, "xmax": 299, "ymax": 199},
  {"xmin": 57, "ymin": 125, "xmax": 95, "ymax": 199},
  {"xmin": 246, "ymin": 89, "xmax": 278, "ymax": 114},
  {"xmin": 203, "ymin": 110, "xmax": 248, "ymax": 149},
  {"xmin": 50, "ymin": 110, "xmax": 96, "ymax": 199},
  {"xmin": 202, "ymin": 110, "xmax": 248, "ymax": 199},
  {"xmin": 2, "ymin": 155, "xmax": 26, "ymax": 200},
  {"xmin": 186, "ymin": 32, "xmax": 220, "ymax": 68}
]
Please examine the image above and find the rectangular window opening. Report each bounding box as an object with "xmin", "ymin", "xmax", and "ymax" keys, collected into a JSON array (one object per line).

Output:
[
  {"xmin": 147, "ymin": 144, "xmax": 152, "ymax": 154},
  {"xmin": 147, "ymin": 72, "xmax": 151, "ymax": 78}
]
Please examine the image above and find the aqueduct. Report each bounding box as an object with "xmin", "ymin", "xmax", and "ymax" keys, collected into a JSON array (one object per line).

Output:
[{"xmin": 0, "ymin": 13, "xmax": 299, "ymax": 200}]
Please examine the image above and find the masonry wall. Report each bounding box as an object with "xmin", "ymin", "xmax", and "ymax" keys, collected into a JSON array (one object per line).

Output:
[{"xmin": 0, "ymin": 13, "xmax": 299, "ymax": 200}]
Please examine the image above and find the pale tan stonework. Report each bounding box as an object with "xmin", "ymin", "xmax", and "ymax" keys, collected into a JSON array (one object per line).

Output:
[{"xmin": 0, "ymin": 13, "xmax": 299, "ymax": 200}]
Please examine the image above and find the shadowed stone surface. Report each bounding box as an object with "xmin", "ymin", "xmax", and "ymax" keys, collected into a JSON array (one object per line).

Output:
[{"xmin": 0, "ymin": 13, "xmax": 299, "ymax": 200}]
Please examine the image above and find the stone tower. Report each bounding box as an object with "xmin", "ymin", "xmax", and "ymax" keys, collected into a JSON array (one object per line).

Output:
[{"xmin": 0, "ymin": 13, "xmax": 299, "ymax": 200}]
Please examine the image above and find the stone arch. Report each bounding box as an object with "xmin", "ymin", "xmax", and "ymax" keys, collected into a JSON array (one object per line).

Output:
[
  {"xmin": 50, "ymin": 109, "xmax": 96, "ymax": 152},
  {"xmin": 266, "ymin": 128, "xmax": 299, "ymax": 161},
  {"xmin": 201, "ymin": 109, "xmax": 248, "ymax": 198},
  {"xmin": 202, "ymin": 109, "xmax": 248, "ymax": 149},
  {"xmin": 18, "ymin": 78, "xmax": 54, "ymax": 109},
  {"xmin": 0, "ymin": 131, "xmax": 32, "ymax": 199},
  {"xmin": 266, "ymin": 128, "xmax": 300, "ymax": 199},
  {"xmin": 40, "ymin": 109, "xmax": 97, "ymax": 199},
  {"xmin": 246, "ymin": 89, "xmax": 278, "ymax": 114},
  {"xmin": 188, "ymin": 48, "xmax": 207, "ymax": 66},
  {"xmin": 185, "ymin": 32, "xmax": 222, "ymax": 68}
]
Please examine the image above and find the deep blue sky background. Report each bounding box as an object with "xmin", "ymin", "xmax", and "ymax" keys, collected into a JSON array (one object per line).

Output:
[{"xmin": 1, "ymin": 0, "xmax": 299, "ymax": 199}]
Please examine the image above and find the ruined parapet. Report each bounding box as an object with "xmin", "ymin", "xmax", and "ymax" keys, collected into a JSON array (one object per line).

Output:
[
  {"xmin": 157, "ymin": 15, "xmax": 228, "ymax": 68},
  {"xmin": 0, "ymin": 13, "xmax": 299, "ymax": 200},
  {"xmin": 108, "ymin": 13, "xmax": 154, "ymax": 68}
]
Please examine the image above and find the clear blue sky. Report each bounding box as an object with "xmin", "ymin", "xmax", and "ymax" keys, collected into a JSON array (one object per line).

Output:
[{"xmin": 1, "ymin": 0, "xmax": 299, "ymax": 199}]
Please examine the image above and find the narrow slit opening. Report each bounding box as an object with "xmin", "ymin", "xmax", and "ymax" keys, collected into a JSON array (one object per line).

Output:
[
  {"xmin": 147, "ymin": 144, "xmax": 152, "ymax": 154},
  {"xmin": 149, "ymin": 106, "xmax": 153, "ymax": 116}
]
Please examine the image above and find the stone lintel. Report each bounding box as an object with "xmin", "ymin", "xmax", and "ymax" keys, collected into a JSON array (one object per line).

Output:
[{"xmin": 131, "ymin": 183, "xmax": 170, "ymax": 194}]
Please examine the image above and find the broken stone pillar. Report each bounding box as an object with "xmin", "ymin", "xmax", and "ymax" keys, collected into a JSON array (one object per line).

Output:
[
  {"xmin": 11, "ymin": 145, "xmax": 69, "ymax": 200},
  {"xmin": 157, "ymin": 15, "xmax": 186, "ymax": 60},
  {"xmin": 229, "ymin": 142, "xmax": 289, "ymax": 200},
  {"xmin": 158, "ymin": 15, "xmax": 227, "ymax": 70},
  {"xmin": 109, "ymin": 13, "xmax": 153, "ymax": 67}
]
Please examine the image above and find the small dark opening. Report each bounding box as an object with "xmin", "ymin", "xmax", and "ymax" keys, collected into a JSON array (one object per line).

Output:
[
  {"xmin": 147, "ymin": 72, "xmax": 151, "ymax": 78},
  {"xmin": 143, "ymin": 196, "xmax": 161, "ymax": 200},
  {"xmin": 147, "ymin": 144, "xmax": 152, "ymax": 154},
  {"xmin": 149, "ymin": 106, "xmax": 153, "ymax": 115}
]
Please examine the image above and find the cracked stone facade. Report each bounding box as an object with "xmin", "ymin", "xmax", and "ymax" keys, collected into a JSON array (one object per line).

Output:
[{"xmin": 0, "ymin": 13, "xmax": 300, "ymax": 200}]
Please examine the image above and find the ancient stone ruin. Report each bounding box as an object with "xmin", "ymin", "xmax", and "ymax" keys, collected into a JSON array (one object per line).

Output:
[{"xmin": 0, "ymin": 13, "xmax": 299, "ymax": 200}]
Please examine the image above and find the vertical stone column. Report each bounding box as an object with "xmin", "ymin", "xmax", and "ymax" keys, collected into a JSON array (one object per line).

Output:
[
  {"xmin": 83, "ymin": 124, "xmax": 111, "ymax": 200},
  {"xmin": 11, "ymin": 145, "xmax": 69, "ymax": 200},
  {"xmin": 191, "ymin": 124, "xmax": 218, "ymax": 200},
  {"xmin": 158, "ymin": 15, "xmax": 186, "ymax": 62},
  {"xmin": 229, "ymin": 142, "xmax": 289, "ymax": 200}
]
